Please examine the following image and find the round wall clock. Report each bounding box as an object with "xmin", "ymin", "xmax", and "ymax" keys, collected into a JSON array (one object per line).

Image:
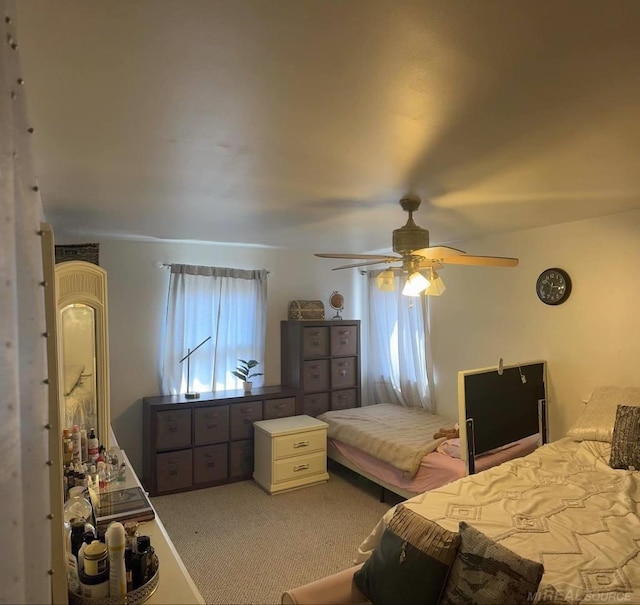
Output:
[{"xmin": 536, "ymin": 268, "xmax": 572, "ymax": 305}]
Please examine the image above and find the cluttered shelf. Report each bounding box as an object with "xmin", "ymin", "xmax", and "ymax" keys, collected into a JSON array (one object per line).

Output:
[{"xmin": 65, "ymin": 428, "xmax": 204, "ymax": 605}]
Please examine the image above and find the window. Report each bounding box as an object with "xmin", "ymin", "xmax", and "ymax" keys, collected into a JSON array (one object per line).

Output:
[
  {"xmin": 367, "ymin": 271, "xmax": 433, "ymax": 409},
  {"xmin": 160, "ymin": 264, "xmax": 267, "ymax": 395}
]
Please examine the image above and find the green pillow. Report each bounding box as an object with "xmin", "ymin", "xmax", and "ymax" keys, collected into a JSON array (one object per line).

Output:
[
  {"xmin": 440, "ymin": 522, "xmax": 544, "ymax": 605},
  {"xmin": 609, "ymin": 405, "xmax": 640, "ymax": 470},
  {"xmin": 353, "ymin": 505, "xmax": 460, "ymax": 605}
]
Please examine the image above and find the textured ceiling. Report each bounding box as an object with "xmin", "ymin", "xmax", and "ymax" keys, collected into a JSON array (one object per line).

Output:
[{"xmin": 16, "ymin": 0, "xmax": 640, "ymax": 253}]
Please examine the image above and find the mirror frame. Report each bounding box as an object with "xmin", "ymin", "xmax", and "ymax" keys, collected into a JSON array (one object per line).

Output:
[{"xmin": 55, "ymin": 260, "xmax": 111, "ymax": 449}]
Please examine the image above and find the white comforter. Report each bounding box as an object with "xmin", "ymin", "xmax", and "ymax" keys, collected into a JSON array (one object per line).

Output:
[
  {"xmin": 357, "ymin": 438, "xmax": 640, "ymax": 603},
  {"xmin": 318, "ymin": 403, "xmax": 454, "ymax": 477}
]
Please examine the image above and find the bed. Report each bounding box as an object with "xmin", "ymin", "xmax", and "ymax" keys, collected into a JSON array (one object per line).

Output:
[
  {"xmin": 282, "ymin": 385, "xmax": 640, "ymax": 604},
  {"xmin": 319, "ymin": 360, "xmax": 547, "ymax": 498}
]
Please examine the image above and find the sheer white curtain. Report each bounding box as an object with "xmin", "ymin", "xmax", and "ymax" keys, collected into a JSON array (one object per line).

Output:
[
  {"xmin": 368, "ymin": 271, "xmax": 434, "ymax": 410},
  {"xmin": 1, "ymin": 2, "xmax": 52, "ymax": 602},
  {"xmin": 161, "ymin": 264, "xmax": 268, "ymax": 394}
]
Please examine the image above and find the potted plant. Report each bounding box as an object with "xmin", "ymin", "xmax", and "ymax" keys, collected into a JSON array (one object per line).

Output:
[{"xmin": 232, "ymin": 359, "xmax": 263, "ymax": 394}]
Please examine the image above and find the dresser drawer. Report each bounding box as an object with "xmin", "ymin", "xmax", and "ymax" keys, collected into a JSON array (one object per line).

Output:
[
  {"xmin": 193, "ymin": 443, "xmax": 228, "ymax": 484},
  {"xmin": 302, "ymin": 359, "xmax": 330, "ymax": 392},
  {"xmin": 155, "ymin": 409, "xmax": 192, "ymax": 451},
  {"xmin": 157, "ymin": 449, "xmax": 192, "ymax": 493},
  {"xmin": 302, "ymin": 326, "xmax": 329, "ymax": 356},
  {"xmin": 230, "ymin": 402, "xmax": 263, "ymax": 440},
  {"xmin": 264, "ymin": 397, "xmax": 296, "ymax": 420},
  {"xmin": 194, "ymin": 405, "xmax": 229, "ymax": 446},
  {"xmin": 302, "ymin": 392, "xmax": 330, "ymax": 417},
  {"xmin": 331, "ymin": 388, "xmax": 357, "ymax": 410},
  {"xmin": 229, "ymin": 439, "xmax": 254, "ymax": 478},
  {"xmin": 273, "ymin": 451, "xmax": 327, "ymax": 484},
  {"xmin": 331, "ymin": 325, "xmax": 358, "ymax": 356},
  {"xmin": 331, "ymin": 357, "xmax": 357, "ymax": 389},
  {"xmin": 273, "ymin": 428, "xmax": 326, "ymax": 460}
]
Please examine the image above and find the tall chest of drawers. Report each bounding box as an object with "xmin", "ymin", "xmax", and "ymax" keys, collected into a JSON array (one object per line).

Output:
[
  {"xmin": 143, "ymin": 386, "xmax": 296, "ymax": 496},
  {"xmin": 280, "ymin": 320, "xmax": 361, "ymax": 417}
]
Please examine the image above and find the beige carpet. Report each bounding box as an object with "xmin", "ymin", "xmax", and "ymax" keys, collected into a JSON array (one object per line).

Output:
[{"xmin": 151, "ymin": 465, "xmax": 393, "ymax": 604}]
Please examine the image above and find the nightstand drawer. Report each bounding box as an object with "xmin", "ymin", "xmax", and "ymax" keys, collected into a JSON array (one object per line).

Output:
[
  {"xmin": 273, "ymin": 428, "xmax": 326, "ymax": 459},
  {"xmin": 273, "ymin": 451, "xmax": 326, "ymax": 483}
]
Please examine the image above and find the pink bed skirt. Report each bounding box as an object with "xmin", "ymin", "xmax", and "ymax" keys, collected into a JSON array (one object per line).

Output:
[{"xmin": 329, "ymin": 434, "xmax": 540, "ymax": 494}]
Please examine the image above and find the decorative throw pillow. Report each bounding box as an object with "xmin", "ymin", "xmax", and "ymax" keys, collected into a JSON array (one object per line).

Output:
[
  {"xmin": 440, "ymin": 522, "xmax": 544, "ymax": 605},
  {"xmin": 609, "ymin": 405, "xmax": 640, "ymax": 470},
  {"xmin": 353, "ymin": 504, "xmax": 460, "ymax": 605},
  {"xmin": 566, "ymin": 386, "xmax": 640, "ymax": 442}
]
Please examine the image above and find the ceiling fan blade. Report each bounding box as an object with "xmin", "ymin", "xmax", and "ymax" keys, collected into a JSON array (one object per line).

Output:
[
  {"xmin": 331, "ymin": 260, "xmax": 400, "ymax": 270},
  {"xmin": 315, "ymin": 252, "xmax": 401, "ymax": 261},
  {"xmin": 441, "ymin": 255, "xmax": 519, "ymax": 267},
  {"xmin": 411, "ymin": 246, "xmax": 466, "ymax": 259}
]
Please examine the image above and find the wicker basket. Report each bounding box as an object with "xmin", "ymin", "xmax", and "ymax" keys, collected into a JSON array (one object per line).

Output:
[
  {"xmin": 69, "ymin": 554, "xmax": 159, "ymax": 605},
  {"xmin": 288, "ymin": 300, "xmax": 325, "ymax": 320}
]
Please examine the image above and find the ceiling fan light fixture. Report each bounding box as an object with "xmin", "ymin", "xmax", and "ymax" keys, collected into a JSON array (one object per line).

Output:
[
  {"xmin": 402, "ymin": 271, "xmax": 430, "ymax": 297},
  {"xmin": 376, "ymin": 268, "xmax": 395, "ymax": 292},
  {"xmin": 424, "ymin": 268, "xmax": 446, "ymax": 296}
]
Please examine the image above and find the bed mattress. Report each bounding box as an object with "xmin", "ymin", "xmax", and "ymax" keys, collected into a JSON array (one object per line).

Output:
[
  {"xmin": 356, "ymin": 438, "xmax": 640, "ymax": 603},
  {"xmin": 329, "ymin": 433, "xmax": 540, "ymax": 495}
]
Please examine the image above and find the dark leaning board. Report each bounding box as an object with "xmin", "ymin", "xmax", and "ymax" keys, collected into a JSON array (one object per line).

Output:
[{"xmin": 458, "ymin": 360, "xmax": 547, "ymax": 474}]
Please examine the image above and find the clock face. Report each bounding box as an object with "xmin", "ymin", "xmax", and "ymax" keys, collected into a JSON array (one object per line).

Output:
[{"xmin": 536, "ymin": 268, "xmax": 571, "ymax": 305}]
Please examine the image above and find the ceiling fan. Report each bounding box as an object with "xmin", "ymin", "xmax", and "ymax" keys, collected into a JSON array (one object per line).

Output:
[{"xmin": 315, "ymin": 194, "xmax": 518, "ymax": 296}]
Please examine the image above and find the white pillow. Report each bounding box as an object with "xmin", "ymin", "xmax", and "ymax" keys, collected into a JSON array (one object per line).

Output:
[
  {"xmin": 63, "ymin": 364, "xmax": 85, "ymax": 396},
  {"xmin": 566, "ymin": 386, "xmax": 640, "ymax": 442}
]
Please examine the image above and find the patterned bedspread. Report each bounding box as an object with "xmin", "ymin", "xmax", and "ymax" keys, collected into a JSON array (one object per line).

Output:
[
  {"xmin": 318, "ymin": 403, "xmax": 454, "ymax": 477},
  {"xmin": 356, "ymin": 438, "xmax": 640, "ymax": 603}
]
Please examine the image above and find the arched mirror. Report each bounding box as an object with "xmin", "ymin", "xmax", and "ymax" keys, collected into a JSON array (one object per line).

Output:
[{"xmin": 55, "ymin": 261, "xmax": 111, "ymax": 449}]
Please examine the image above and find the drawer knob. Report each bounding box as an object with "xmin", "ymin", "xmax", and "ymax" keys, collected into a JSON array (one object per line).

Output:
[
  {"xmin": 168, "ymin": 426, "xmax": 178, "ymax": 434},
  {"xmin": 207, "ymin": 423, "xmax": 218, "ymax": 429},
  {"xmin": 340, "ymin": 370, "xmax": 347, "ymax": 377},
  {"xmin": 340, "ymin": 338, "xmax": 348, "ymax": 345},
  {"xmin": 276, "ymin": 404, "xmax": 285, "ymax": 409},
  {"xmin": 170, "ymin": 469, "xmax": 178, "ymax": 476},
  {"xmin": 206, "ymin": 461, "xmax": 215, "ymax": 468},
  {"xmin": 293, "ymin": 464, "xmax": 309, "ymax": 472},
  {"xmin": 293, "ymin": 440, "xmax": 309, "ymax": 448}
]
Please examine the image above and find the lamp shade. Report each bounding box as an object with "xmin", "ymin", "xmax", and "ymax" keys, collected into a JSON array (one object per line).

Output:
[
  {"xmin": 402, "ymin": 271, "xmax": 430, "ymax": 296},
  {"xmin": 424, "ymin": 271, "xmax": 446, "ymax": 296}
]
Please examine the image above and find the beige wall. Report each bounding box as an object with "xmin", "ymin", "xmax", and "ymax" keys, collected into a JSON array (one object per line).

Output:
[
  {"xmin": 429, "ymin": 209, "xmax": 640, "ymax": 441},
  {"xmin": 56, "ymin": 208, "xmax": 639, "ymax": 474},
  {"xmin": 79, "ymin": 240, "xmax": 363, "ymax": 474}
]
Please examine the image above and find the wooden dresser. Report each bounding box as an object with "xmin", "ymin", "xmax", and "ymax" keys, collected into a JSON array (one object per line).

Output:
[
  {"xmin": 142, "ymin": 386, "xmax": 296, "ymax": 496},
  {"xmin": 253, "ymin": 415, "xmax": 329, "ymax": 494},
  {"xmin": 280, "ymin": 320, "xmax": 361, "ymax": 417}
]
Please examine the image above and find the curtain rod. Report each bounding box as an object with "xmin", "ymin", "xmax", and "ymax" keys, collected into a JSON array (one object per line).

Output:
[{"xmin": 156, "ymin": 262, "xmax": 270, "ymax": 274}]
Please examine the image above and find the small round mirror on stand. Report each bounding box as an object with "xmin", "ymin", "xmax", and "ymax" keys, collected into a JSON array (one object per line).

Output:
[{"xmin": 329, "ymin": 291, "xmax": 344, "ymax": 320}]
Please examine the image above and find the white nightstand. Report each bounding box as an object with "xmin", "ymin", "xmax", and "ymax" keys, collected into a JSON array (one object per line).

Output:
[{"xmin": 253, "ymin": 415, "xmax": 330, "ymax": 494}]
